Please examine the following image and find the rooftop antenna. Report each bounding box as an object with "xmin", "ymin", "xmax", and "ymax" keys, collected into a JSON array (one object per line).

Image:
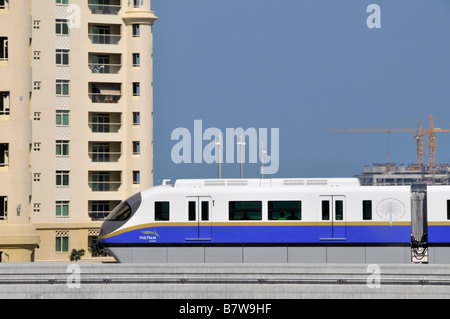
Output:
[
  {"xmin": 237, "ymin": 132, "xmax": 246, "ymax": 178},
  {"xmin": 215, "ymin": 132, "xmax": 222, "ymax": 179}
]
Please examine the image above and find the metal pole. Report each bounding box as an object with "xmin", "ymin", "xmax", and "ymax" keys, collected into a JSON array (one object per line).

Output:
[
  {"xmin": 237, "ymin": 133, "xmax": 246, "ymax": 179},
  {"xmin": 215, "ymin": 132, "xmax": 222, "ymax": 179}
]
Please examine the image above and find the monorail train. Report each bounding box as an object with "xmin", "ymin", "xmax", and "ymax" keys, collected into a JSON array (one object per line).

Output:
[{"xmin": 98, "ymin": 178, "xmax": 450, "ymax": 264}]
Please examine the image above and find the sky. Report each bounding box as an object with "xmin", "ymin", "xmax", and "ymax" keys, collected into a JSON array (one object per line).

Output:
[{"xmin": 151, "ymin": 0, "xmax": 450, "ymax": 185}]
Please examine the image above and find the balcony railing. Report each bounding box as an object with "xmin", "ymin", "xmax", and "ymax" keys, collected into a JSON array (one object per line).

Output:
[
  {"xmin": 89, "ymin": 93, "xmax": 121, "ymax": 103},
  {"xmin": 88, "ymin": 122, "xmax": 121, "ymax": 133},
  {"xmin": 88, "ymin": 211, "xmax": 110, "ymax": 220},
  {"xmin": 88, "ymin": 34, "xmax": 121, "ymax": 45},
  {"xmin": 88, "ymin": 4, "xmax": 121, "ymax": 15},
  {"xmin": 89, "ymin": 63, "xmax": 122, "ymax": 74},
  {"xmin": 89, "ymin": 152, "xmax": 121, "ymax": 162},
  {"xmin": 88, "ymin": 181, "xmax": 121, "ymax": 192}
]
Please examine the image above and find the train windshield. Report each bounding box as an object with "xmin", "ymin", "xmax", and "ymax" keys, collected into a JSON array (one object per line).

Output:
[{"xmin": 106, "ymin": 201, "xmax": 132, "ymax": 221}]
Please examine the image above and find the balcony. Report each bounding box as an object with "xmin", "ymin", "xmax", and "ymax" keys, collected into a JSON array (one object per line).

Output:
[
  {"xmin": 88, "ymin": 24, "xmax": 121, "ymax": 45},
  {"xmin": 88, "ymin": 0, "xmax": 121, "ymax": 15},
  {"xmin": 88, "ymin": 200, "xmax": 121, "ymax": 221},
  {"xmin": 89, "ymin": 83, "xmax": 121, "ymax": 103},
  {"xmin": 89, "ymin": 112, "xmax": 122, "ymax": 133},
  {"xmin": 89, "ymin": 53, "xmax": 122, "ymax": 74},
  {"xmin": 89, "ymin": 63, "xmax": 122, "ymax": 74},
  {"xmin": 88, "ymin": 171, "xmax": 121, "ymax": 192},
  {"xmin": 88, "ymin": 142, "xmax": 122, "ymax": 162}
]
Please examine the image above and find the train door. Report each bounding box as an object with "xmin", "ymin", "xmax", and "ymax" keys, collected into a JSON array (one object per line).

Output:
[
  {"xmin": 186, "ymin": 196, "xmax": 212, "ymax": 240},
  {"xmin": 319, "ymin": 195, "xmax": 346, "ymax": 240}
]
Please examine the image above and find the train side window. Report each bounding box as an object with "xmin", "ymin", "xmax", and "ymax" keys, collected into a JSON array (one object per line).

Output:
[
  {"xmin": 201, "ymin": 201, "xmax": 209, "ymax": 221},
  {"xmin": 363, "ymin": 200, "xmax": 372, "ymax": 220},
  {"xmin": 268, "ymin": 201, "xmax": 301, "ymax": 220},
  {"xmin": 322, "ymin": 201, "xmax": 330, "ymax": 220},
  {"xmin": 335, "ymin": 200, "xmax": 344, "ymax": 220},
  {"xmin": 447, "ymin": 200, "xmax": 450, "ymax": 220},
  {"xmin": 229, "ymin": 201, "xmax": 262, "ymax": 221},
  {"xmin": 155, "ymin": 201, "xmax": 169, "ymax": 221},
  {"xmin": 188, "ymin": 201, "xmax": 196, "ymax": 221}
]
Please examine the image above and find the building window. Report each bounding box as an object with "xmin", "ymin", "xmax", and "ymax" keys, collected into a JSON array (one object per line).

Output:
[
  {"xmin": 0, "ymin": 37, "xmax": 8, "ymax": 61},
  {"xmin": 133, "ymin": 82, "xmax": 140, "ymax": 96},
  {"xmin": 33, "ymin": 20, "xmax": 41, "ymax": 29},
  {"xmin": 33, "ymin": 143, "xmax": 41, "ymax": 151},
  {"xmin": 56, "ymin": 0, "xmax": 69, "ymax": 4},
  {"xmin": 34, "ymin": 81, "xmax": 41, "ymax": 90},
  {"xmin": 56, "ymin": 201, "xmax": 69, "ymax": 217},
  {"xmin": 132, "ymin": 141, "xmax": 140, "ymax": 154},
  {"xmin": 132, "ymin": 112, "xmax": 140, "ymax": 125},
  {"xmin": 34, "ymin": 112, "xmax": 41, "ymax": 121},
  {"xmin": 56, "ymin": 19, "xmax": 69, "ymax": 35},
  {"xmin": 132, "ymin": 53, "xmax": 140, "ymax": 67},
  {"xmin": 56, "ymin": 140, "xmax": 69, "ymax": 156},
  {"xmin": 55, "ymin": 231, "xmax": 69, "ymax": 252},
  {"xmin": 56, "ymin": 49, "xmax": 69, "ymax": 66},
  {"xmin": 0, "ymin": 196, "xmax": 7, "ymax": 220},
  {"xmin": 0, "ymin": 143, "xmax": 8, "ymax": 168},
  {"xmin": 89, "ymin": 201, "xmax": 116, "ymax": 220},
  {"xmin": 56, "ymin": 80, "xmax": 69, "ymax": 96},
  {"xmin": 229, "ymin": 201, "xmax": 262, "ymax": 221},
  {"xmin": 33, "ymin": 203, "xmax": 41, "ymax": 213},
  {"xmin": 91, "ymin": 143, "xmax": 111, "ymax": 162},
  {"xmin": 33, "ymin": 51, "xmax": 41, "ymax": 60},
  {"xmin": 0, "ymin": 92, "xmax": 10, "ymax": 115},
  {"xmin": 0, "ymin": 1, "xmax": 9, "ymax": 10},
  {"xmin": 33, "ymin": 173, "xmax": 41, "ymax": 182},
  {"xmin": 56, "ymin": 110, "xmax": 70, "ymax": 126},
  {"xmin": 56, "ymin": 170, "xmax": 70, "ymax": 187},
  {"xmin": 132, "ymin": 24, "xmax": 140, "ymax": 37},
  {"xmin": 363, "ymin": 200, "xmax": 372, "ymax": 220},
  {"xmin": 133, "ymin": 171, "xmax": 140, "ymax": 184},
  {"xmin": 133, "ymin": 0, "xmax": 141, "ymax": 8}
]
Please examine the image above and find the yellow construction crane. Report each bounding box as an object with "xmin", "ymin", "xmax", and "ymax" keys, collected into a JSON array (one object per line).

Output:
[
  {"xmin": 329, "ymin": 115, "xmax": 450, "ymax": 173},
  {"xmin": 414, "ymin": 115, "xmax": 450, "ymax": 172}
]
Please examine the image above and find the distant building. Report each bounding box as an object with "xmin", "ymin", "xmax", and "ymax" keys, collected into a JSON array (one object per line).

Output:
[
  {"xmin": 0, "ymin": 0, "xmax": 157, "ymax": 262},
  {"xmin": 355, "ymin": 163, "xmax": 450, "ymax": 188}
]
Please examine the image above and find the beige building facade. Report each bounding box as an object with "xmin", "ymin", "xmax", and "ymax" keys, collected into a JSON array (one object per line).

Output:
[{"xmin": 0, "ymin": 0, "xmax": 156, "ymax": 262}]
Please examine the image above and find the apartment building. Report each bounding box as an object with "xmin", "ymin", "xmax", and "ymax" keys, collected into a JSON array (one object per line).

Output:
[
  {"xmin": 0, "ymin": 0, "xmax": 40, "ymax": 262},
  {"xmin": 0, "ymin": 0, "xmax": 157, "ymax": 262}
]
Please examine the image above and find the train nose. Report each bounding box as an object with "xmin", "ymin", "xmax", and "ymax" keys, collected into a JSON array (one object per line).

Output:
[{"xmin": 98, "ymin": 192, "xmax": 142, "ymax": 241}]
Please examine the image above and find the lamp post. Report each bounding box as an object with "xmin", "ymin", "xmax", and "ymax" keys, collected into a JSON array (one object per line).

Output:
[
  {"xmin": 237, "ymin": 133, "xmax": 246, "ymax": 179},
  {"xmin": 215, "ymin": 132, "xmax": 222, "ymax": 179}
]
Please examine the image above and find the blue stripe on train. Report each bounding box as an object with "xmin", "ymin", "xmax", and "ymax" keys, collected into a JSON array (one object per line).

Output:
[
  {"xmin": 428, "ymin": 226, "xmax": 450, "ymax": 243},
  {"xmin": 101, "ymin": 225, "xmax": 411, "ymax": 245}
]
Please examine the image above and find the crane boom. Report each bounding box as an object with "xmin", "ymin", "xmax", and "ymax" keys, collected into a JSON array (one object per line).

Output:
[{"xmin": 329, "ymin": 115, "xmax": 450, "ymax": 172}]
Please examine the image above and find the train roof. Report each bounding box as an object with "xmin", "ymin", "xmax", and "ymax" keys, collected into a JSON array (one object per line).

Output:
[{"xmin": 171, "ymin": 178, "xmax": 361, "ymax": 189}]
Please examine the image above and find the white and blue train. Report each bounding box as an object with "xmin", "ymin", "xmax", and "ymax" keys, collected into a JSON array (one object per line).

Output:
[{"xmin": 98, "ymin": 178, "xmax": 450, "ymax": 263}]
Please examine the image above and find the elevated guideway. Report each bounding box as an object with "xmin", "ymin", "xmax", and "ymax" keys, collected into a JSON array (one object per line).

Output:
[{"xmin": 1, "ymin": 263, "xmax": 450, "ymax": 298}]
